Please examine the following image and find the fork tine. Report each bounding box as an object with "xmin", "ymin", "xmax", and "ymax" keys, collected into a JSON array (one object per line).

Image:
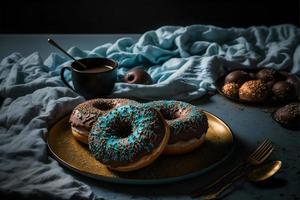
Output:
[
  {"xmin": 257, "ymin": 146, "xmax": 273, "ymax": 162},
  {"xmin": 249, "ymin": 139, "xmax": 267, "ymax": 157},
  {"xmin": 254, "ymin": 142, "xmax": 273, "ymax": 160},
  {"xmin": 250, "ymin": 139, "xmax": 269, "ymax": 158},
  {"xmin": 251, "ymin": 145, "xmax": 273, "ymax": 165}
]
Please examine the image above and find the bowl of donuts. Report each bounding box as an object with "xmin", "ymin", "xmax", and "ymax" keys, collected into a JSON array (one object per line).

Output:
[
  {"xmin": 216, "ymin": 68, "xmax": 300, "ymax": 105},
  {"xmin": 48, "ymin": 98, "xmax": 234, "ymax": 184}
]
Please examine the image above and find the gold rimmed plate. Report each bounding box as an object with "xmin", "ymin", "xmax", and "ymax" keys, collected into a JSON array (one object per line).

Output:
[{"xmin": 47, "ymin": 111, "xmax": 234, "ymax": 184}]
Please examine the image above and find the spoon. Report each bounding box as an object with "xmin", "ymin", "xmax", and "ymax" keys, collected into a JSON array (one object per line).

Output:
[
  {"xmin": 48, "ymin": 38, "xmax": 88, "ymax": 69},
  {"xmin": 48, "ymin": 38, "xmax": 114, "ymax": 70},
  {"xmin": 247, "ymin": 160, "xmax": 282, "ymax": 182},
  {"xmin": 204, "ymin": 161, "xmax": 282, "ymax": 199}
]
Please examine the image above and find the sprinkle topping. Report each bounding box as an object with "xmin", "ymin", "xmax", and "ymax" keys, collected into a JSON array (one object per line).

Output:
[
  {"xmin": 146, "ymin": 100, "xmax": 208, "ymax": 144},
  {"xmin": 89, "ymin": 104, "xmax": 165, "ymax": 167}
]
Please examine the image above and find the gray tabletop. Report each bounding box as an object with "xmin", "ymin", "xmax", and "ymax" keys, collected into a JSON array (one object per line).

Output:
[{"xmin": 1, "ymin": 34, "xmax": 299, "ymax": 200}]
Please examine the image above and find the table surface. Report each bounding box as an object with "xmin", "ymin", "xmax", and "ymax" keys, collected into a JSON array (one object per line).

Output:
[{"xmin": 1, "ymin": 34, "xmax": 299, "ymax": 200}]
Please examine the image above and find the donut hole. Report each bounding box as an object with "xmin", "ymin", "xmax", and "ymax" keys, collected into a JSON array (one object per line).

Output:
[
  {"xmin": 94, "ymin": 102, "xmax": 114, "ymax": 111},
  {"xmin": 116, "ymin": 122, "xmax": 133, "ymax": 138},
  {"xmin": 127, "ymin": 74, "xmax": 135, "ymax": 82}
]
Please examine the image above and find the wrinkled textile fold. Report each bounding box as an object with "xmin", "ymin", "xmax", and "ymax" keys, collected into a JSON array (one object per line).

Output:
[
  {"xmin": 0, "ymin": 24, "xmax": 300, "ymax": 199},
  {"xmin": 44, "ymin": 24, "xmax": 300, "ymax": 101}
]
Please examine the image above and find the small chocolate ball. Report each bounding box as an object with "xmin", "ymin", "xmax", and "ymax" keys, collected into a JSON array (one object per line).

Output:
[
  {"xmin": 285, "ymin": 75, "xmax": 300, "ymax": 96},
  {"xmin": 272, "ymin": 81, "xmax": 295, "ymax": 100},
  {"xmin": 256, "ymin": 68, "xmax": 286, "ymax": 82},
  {"xmin": 273, "ymin": 103, "xmax": 300, "ymax": 128},
  {"xmin": 224, "ymin": 70, "xmax": 251, "ymax": 85},
  {"xmin": 239, "ymin": 80, "xmax": 269, "ymax": 102},
  {"xmin": 249, "ymin": 72, "xmax": 256, "ymax": 79},
  {"xmin": 279, "ymin": 71, "xmax": 289, "ymax": 78},
  {"xmin": 124, "ymin": 68, "xmax": 153, "ymax": 85},
  {"xmin": 266, "ymin": 80, "xmax": 276, "ymax": 91},
  {"xmin": 222, "ymin": 83, "xmax": 240, "ymax": 98}
]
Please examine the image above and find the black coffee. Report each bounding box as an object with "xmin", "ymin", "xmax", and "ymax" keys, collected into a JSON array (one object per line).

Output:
[{"xmin": 80, "ymin": 65, "xmax": 113, "ymax": 73}]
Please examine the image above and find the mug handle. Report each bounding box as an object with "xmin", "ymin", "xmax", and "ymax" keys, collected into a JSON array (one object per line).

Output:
[{"xmin": 60, "ymin": 66, "xmax": 75, "ymax": 91}]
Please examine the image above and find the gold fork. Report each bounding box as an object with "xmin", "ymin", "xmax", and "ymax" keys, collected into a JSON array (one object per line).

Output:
[
  {"xmin": 204, "ymin": 140, "xmax": 274, "ymax": 199},
  {"xmin": 191, "ymin": 139, "xmax": 274, "ymax": 198}
]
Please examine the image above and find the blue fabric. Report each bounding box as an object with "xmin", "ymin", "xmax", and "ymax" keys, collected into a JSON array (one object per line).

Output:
[
  {"xmin": 45, "ymin": 24, "xmax": 300, "ymax": 101},
  {"xmin": 0, "ymin": 24, "xmax": 300, "ymax": 200}
]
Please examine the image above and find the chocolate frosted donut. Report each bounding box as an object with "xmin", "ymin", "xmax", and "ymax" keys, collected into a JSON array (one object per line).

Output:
[
  {"xmin": 146, "ymin": 100, "xmax": 208, "ymax": 155},
  {"xmin": 89, "ymin": 104, "xmax": 169, "ymax": 172},
  {"xmin": 124, "ymin": 68, "xmax": 153, "ymax": 85},
  {"xmin": 70, "ymin": 98, "xmax": 137, "ymax": 143},
  {"xmin": 239, "ymin": 80, "xmax": 269, "ymax": 102}
]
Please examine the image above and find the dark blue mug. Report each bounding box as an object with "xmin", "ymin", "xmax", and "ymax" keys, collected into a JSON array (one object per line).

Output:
[{"xmin": 60, "ymin": 57, "xmax": 118, "ymax": 99}]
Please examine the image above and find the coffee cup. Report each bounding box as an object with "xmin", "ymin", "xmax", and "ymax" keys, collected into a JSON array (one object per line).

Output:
[{"xmin": 60, "ymin": 57, "xmax": 118, "ymax": 99}]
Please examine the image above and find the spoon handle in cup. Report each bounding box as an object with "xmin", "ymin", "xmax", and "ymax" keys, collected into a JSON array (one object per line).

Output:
[{"xmin": 48, "ymin": 38, "xmax": 87, "ymax": 69}]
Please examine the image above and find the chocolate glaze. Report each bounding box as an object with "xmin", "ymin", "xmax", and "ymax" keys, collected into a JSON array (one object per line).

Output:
[
  {"xmin": 89, "ymin": 105, "xmax": 166, "ymax": 167},
  {"xmin": 69, "ymin": 98, "xmax": 137, "ymax": 131},
  {"xmin": 256, "ymin": 68, "xmax": 284, "ymax": 82},
  {"xmin": 124, "ymin": 68, "xmax": 153, "ymax": 85},
  {"xmin": 286, "ymin": 75, "xmax": 300, "ymax": 96},
  {"xmin": 224, "ymin": 70, "xmax": 251, "ymax": 85},
  {"xmin": 146, "ymin": 100, "xmax": 208, "ymax": 144},
  {"xmin": 273, "ymin": 103, "xmax": 300, "ymax": 127},
  {"xmin": 266, "ymin": 80, "xmax": 276, "ymax": 91},
  {"xmin": 272, "ymin": 81, "xmax": 295, "ymax": 100},
  {"xmin": 249, "ymin": 72, "xmax": 256, "ymax": 79}
]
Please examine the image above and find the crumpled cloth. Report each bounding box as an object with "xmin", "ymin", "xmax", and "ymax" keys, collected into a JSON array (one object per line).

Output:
[
  {"xmin": 0, "ymin": 24, "xmax": 300, "ymax": 200},
  {"xmin": 45, "ymin": 24, "xmax": 300, "ymax": 101}
]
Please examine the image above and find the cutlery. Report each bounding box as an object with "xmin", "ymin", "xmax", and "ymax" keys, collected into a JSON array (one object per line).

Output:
[
  {"xmin": 247, "ymin": 160, "xmax": 281, "ymax": 182},
  {"xmin": 204, "ymin": 160, "xmax": 281, "ymax": 200},
  {"xmin": 191, "ymin": 139, "xmax": 274, "ymax": 198},
  {"xmin": 48, "ymin": 38, "xmax": 88, "ymax": 69}
]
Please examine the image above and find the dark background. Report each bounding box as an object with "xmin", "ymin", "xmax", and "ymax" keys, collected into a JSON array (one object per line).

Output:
[{"xmin": 0, "ymin": 0, "xmax": 299, "ymax": 33}]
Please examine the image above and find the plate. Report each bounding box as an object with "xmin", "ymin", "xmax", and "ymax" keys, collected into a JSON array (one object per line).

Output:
[
  {"xmin": 215, "ymin": 69, "xmax": 298, "ymax": 106},
  {"xmin": 47, "ymin": 111, "xmax": 234, "ymax": 184}
]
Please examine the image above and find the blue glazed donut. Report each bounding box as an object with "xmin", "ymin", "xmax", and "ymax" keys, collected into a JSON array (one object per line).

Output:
[
  {"xmin": 89, "ymin": 104, "xmax": 170, "ymax": 172},
  {"xmin": 146, "ymin": 100, "xmax": 208, "ymax": 154}
]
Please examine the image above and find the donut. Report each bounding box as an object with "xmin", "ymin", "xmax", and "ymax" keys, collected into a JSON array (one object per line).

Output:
[
  {"xmin": 239, "ymin": 80, "xmax": 269, "ymax": 102},
  {"xmin": 146, "ymin": 100, "xmax": 208, "ymax": 155},
  {"xmin": 124, "ymin": 68, "xmax": 153, "ymax": 85},
  {"xmin": 89, "ymin": 104, "xmax": 170, "ymax": 172},
  {"xmin": 69, "ymin": 98, "xmax": 137, "ymax": 144}
]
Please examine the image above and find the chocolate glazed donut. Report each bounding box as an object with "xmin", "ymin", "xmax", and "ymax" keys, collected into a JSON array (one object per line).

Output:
[
  {"xmin": 69, "ymin": 98, "xmax": 138, "ymax": 144},
  {"xmin": 146, "ymin": 100, "xmax": 208, "ymax": 155},
  {"xmin": 124, "ymin": 68, "xmax": 153, "ymax": 85}
]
